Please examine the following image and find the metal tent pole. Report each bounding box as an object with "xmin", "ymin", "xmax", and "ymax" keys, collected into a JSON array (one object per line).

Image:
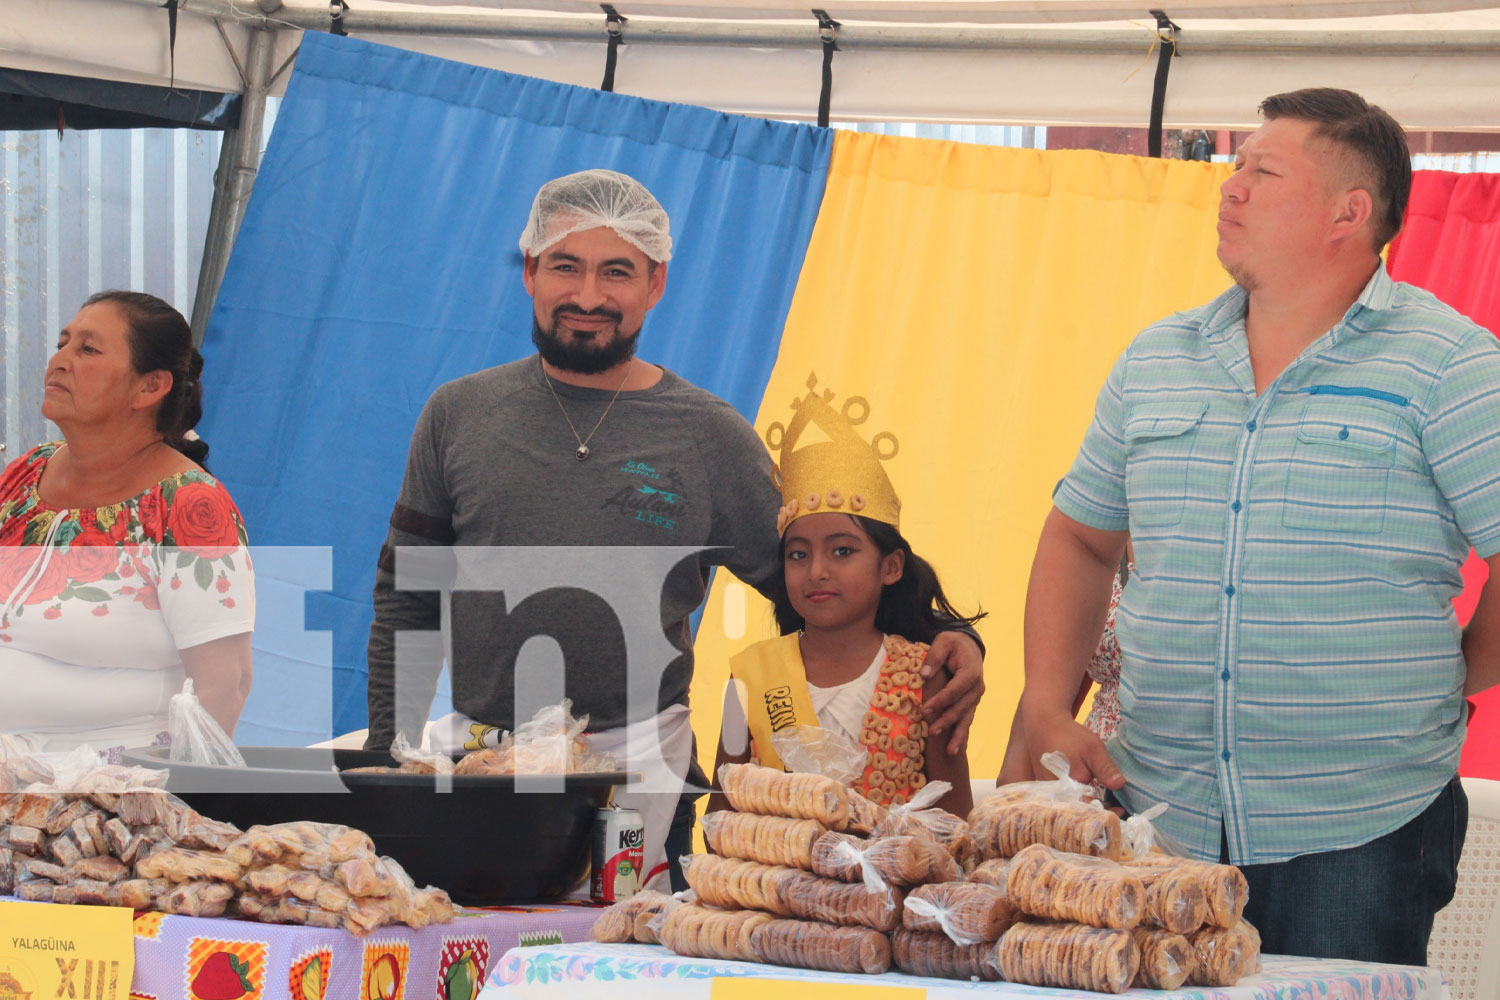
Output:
[{"xmin": 190, "ymin": 25, "xmax": 276, "ymax": 345}]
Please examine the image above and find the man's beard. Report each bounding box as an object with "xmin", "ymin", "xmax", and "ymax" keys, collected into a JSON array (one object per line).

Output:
[
  {"xmin": 1218, "ymin": 251, "xmax": 1260, "ymax": 293},
  {"xmin": 531, "ymin": 306, "xmax": 640, "ymax": 375}
]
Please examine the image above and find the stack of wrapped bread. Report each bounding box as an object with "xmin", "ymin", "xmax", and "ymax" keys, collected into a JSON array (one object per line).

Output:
[
  {"xmin": 592, "ymin": 763, "xmax": 1261, "ymax": 993},
  {"xmin": 0, "ymin": 753, "xmax": 455, "ymax": 936},
  {"xmin": 967, "ymin": 785, "xmax": 1261, "ymax": 991}
]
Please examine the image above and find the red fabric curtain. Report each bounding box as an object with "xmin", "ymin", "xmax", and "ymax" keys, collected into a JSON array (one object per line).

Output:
[{"xmin": 1387, "ymin": 169, "xmax": 1500, "ymax": 779}]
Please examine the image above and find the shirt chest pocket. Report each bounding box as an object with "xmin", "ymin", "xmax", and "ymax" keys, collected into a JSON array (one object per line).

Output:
[
  {"xmin": 1124, "ymin": 401, "xmax": 1209, "ymax": 527},
  {"xmin": 1281, "ymin": 400, "xmax": 1399, "ymax": 534}
]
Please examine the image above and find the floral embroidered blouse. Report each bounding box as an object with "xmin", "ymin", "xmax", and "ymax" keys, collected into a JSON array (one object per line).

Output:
[
  {"xmin": 1083, "ymin": 567, "xmax": 1128, "ymax": 742},
  {"xmin": 0, "ymin": 442, "xmax": 255, "ymax": 752}
]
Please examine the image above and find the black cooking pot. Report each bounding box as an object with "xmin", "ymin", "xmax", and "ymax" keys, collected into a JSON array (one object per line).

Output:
[{"xmin": 122, "ymin": 746, "xmax": 634, "ymax": 905}]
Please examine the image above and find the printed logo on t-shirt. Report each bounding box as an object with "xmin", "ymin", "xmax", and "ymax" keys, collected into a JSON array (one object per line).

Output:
[
  {"xmin": 603, "ymin": 464, "xmax": 688, "ymax": 531},
  {"xmin": 621, "ymin": 460, "xmax": 662, "ymax": 481}
]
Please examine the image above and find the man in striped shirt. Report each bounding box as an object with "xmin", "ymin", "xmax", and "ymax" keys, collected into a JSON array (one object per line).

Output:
[{"xmin": 1019, "ymin": 88, "xmax": 1500, "ymax": 964}]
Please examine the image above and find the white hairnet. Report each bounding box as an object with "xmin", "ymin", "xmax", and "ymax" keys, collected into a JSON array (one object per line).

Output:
[{"xmin": 518, "ymin": 168, "xmax": 673, "ymax": 263}]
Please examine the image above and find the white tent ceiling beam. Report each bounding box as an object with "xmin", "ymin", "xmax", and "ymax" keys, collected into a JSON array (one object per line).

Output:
[
  {"xmin": 97, "ymin": 0, "xmax": 1500, "ymax": 54},
  {"xmin": 0, "ymin": 0, "xmax": 301, "ymax": 97},
  {"xmin": 5, "ymin": 0, "xmax": 1500, "ymax": 127},
  {"xmin": 258, "ymin": 0, "xmax": 1500, "ymax": 22}
]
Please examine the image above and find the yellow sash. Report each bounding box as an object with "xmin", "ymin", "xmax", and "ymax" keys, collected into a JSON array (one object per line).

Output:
[
  {"xmin": 729, "ymin": 634, "xmax": 819, "ymax": 773},
  {"xmin": 729, "ymin": 634, "xmax": 931, "ymax": 806}
]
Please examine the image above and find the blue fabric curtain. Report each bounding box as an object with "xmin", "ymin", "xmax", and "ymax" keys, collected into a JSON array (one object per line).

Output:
[{"xmin": 199, "ymin": 33, "xmax": 833, "ymax": 742}]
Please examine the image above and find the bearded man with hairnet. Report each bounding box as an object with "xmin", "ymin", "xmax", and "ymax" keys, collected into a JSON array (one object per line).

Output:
[{"xmin": 364, "ymin": 170, "xmax": 985, "ymax": 892}]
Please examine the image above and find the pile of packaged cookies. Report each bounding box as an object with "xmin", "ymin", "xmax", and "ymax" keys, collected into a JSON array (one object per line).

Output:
[
  {"xmin": 591, "ymin": 760, "xmax": 1261, "ymax": 993},
  {"xmin": 0, "ymin": 750, "xmax": 456, "ymax": 936}
]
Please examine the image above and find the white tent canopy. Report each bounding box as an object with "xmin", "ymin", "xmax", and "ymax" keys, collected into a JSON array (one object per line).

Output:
[{"xmin": 5, "ymin": 0, "xmax": 1500, "ymax": 128}]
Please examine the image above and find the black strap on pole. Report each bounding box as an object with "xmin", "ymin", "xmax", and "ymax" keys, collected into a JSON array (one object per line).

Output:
[
  {"xmin": 813, "ymin": 9, "xmax": 839, "ymax": 128},
  {"xmin": 161, "ymin": 0, "xmax": 179, "ymax": 91},
  {"xmin": 1147, "ymin": 10, "xmax": 1179, "ymax": 158},
  {"xmin": 600, "ymin": 5, "xmax": 627, "ymax": 92},
  {"xmin": 329, "ymin": 0, "xmax": 349, "ymax": 36}
]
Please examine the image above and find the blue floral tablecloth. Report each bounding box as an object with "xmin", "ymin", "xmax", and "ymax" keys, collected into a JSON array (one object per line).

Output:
[{"xmin": 480, "ymin": 941, "xmax": 1449, "ymax": 1000}]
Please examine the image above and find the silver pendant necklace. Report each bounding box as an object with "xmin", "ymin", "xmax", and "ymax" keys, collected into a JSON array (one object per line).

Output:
[{"xmin": 541, "ymin": 358, "xmax": 632, "ymax": 461}]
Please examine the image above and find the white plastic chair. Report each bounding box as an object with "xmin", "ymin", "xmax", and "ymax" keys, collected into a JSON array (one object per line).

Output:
[{"xmin": 1429, "ymin": 777, "xmax": 1500, "ymax": 1000}]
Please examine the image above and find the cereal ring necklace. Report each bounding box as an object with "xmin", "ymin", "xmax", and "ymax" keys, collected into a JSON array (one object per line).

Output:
[{"xmin": 541, "ymin": 356, "xmax": 632, "ymax": 461}]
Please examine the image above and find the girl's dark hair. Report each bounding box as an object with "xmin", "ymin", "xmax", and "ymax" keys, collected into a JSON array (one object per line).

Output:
[
  {"xmin": 85, "ymin": 290, "xmax": 209, "ymax": 469},
  {"xmin": 770, "ymin": 514, "xmax": 987, "ymax": 643}
]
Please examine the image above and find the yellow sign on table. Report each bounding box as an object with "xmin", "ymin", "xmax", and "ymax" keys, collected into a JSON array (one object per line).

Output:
[
  {"xmin": 711, "ymin": 979, "xmax": 924, "ymax": 1000},
  {"xmin": 0, "ymin": 901, "xmax": 135, "ymax": 999}
]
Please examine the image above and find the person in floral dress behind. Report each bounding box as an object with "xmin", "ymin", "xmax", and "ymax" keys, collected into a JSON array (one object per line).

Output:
[
  {"xmin": 995, "ymin": 551, "xmax": 1130, "ymax": 786},
  {"xmin": 0, "ymin": 291, "xmax": 254, "ymax": 756}
]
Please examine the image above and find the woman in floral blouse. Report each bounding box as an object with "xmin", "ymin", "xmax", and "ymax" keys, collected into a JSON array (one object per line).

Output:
[{"xmin": 0, "ymin": 291, "xmax": 254, "ymax": 755}]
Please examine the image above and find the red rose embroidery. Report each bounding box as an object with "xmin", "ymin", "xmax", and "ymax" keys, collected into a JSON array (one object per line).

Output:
[
  {"xmin": 107, "ymin": 508, "xmax": 131, "ymax": 543},
  {"xmin": 43, "ymin": 606, "xmax": 61, "ymax": 620},
  {"xmin": 129, "ymin": 551, "xmax": 156, "ymax": 587},
  {"xmin": 215, "ymin": 576, "xmax": 230, "ymax": 594},
  {"xmin": 0, "ymin": 548, "xmax": 69, "ymax": 606},
  {"xmin": 170, "ymin": 576, "xmax": 182, "ymax": 590},
  {"xmin": 223, "ymin": 597, "xmax": 236, "ymax": 610},
  {"xmin": 91, "ymin": 605, "xmax": 109, "ymax": 617},
  {"xmin": 133, "ymin": 586, "xmax": 160, "ymax": 611},
  {"xmin": 136, "ymin": 489, "xmax": 167, "ymax": 540},
  {"xmin": 0, "ymin": 514, "xmax": 27, "ymax": 548},
  {"xmin": 65, "ymin": 526, "xmax": 121, "ymax": 583},
  {"xmin": 166, "ymin": 483, "xmax": 240, "ymax": 558}
]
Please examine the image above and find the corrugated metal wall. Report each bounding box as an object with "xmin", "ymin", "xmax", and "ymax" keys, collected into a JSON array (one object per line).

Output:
[{"xmin": 0, "ymin": 127, "xmax": 223, "ymax": 461}]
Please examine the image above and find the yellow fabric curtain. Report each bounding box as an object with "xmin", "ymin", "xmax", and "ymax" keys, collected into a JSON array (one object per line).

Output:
[{"xmin": 691, "ymin": 130, "xmax": 1236, "ymax": 795}]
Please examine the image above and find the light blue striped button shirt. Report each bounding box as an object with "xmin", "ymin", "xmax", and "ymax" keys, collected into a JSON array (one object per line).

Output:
[{"xmin": 1054, "ymin": 265, "xmax": 1500, "ymax": 865}]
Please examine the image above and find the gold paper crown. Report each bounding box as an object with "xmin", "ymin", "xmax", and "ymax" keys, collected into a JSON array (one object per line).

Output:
[{"xmin": 766, "ymin": 372, "xmax": 901, "ymax": 535}]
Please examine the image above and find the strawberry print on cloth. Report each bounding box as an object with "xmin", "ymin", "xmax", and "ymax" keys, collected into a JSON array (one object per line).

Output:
[{"xmin": 185, "ymin": 938, "xmax": 267, "ymax": 1000}]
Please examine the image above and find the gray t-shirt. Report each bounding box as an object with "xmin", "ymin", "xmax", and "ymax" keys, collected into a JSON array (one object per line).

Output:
[{"xmin": 366, "ymin": 357, "xmax": 782, "ymax": 749}]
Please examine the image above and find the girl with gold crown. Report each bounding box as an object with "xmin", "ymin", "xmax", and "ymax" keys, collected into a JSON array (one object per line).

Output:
[{"xmin": 710, "ymin": 376, "xmax": 984, "ymax": 816}]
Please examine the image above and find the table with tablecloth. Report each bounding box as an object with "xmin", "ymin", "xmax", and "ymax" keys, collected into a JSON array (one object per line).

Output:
[
  {"xmin": 478, "ymin": 941, "xmax": 1450, "ymax": 1000},
  {"xmin": 128, "ymin": 902, "xmax": 601, "ymax": 1000}
]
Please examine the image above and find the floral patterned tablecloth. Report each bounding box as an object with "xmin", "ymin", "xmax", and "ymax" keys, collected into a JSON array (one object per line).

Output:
[
  {"xmin": 127, "ymin": 902, "xmax": 601, "ymax": 1000},
  {"xmin": 480, "ymin": 942, "xmax": 1450, "ymax": 1000}
]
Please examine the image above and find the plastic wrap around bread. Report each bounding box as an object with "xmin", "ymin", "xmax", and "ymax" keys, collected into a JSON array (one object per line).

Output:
[
  {"xmin": 902, "ymin": 881, "xmax": 1015, "ymax": 946},
  {"xmin": 679, "ymin": 854, "xmax": 797, "ymax": 916},
  {"xmin": 1005, "ymin": 844, "xmax": 1146, "ymax": 930},
  {"xmin": 1, "ymin": 749, "xmax": 454, "ymax": 938},
  {"xmin": 1131, "ymin": 926, "xmax": 1198, "ymax": 989},
  {"xmin": 778, "ymin": 870, "xmax": 905, "ymax": 932},
  {"xmin": 845, "ymin": 792, "xmax": 890, "ymax": 837},
  {"xmin": 699, "ymin": 811, "xmax": 824, "ymax": 870},
  {"xmin": 890, "ymin": 928, "xmax": 1004, "ymax": 981},
  {"xmin": 1124, "ymin": 853, "xmax": 1249, "ymax": 929},
  {"xmin": 587, "ymin": 889, "xmax": 677, "ymax": 943},
  {"xmin": 659, "ymin": 902, "xmax": 773, "ymax": 962},
  {"xmin": 809, "ymin": 832, "xmax": 962, "ymax": 889},
  {"xmin": 749, "ymin": 917, "xmax": 893, "ymax": 975},
  {"xmin": 966, "ymin": 857, "xmax": 1014, "ymax": 889},
  {"xmin": 1188, "ymin": 919, "xmax": 1262, "ymax": 987},
  {"xmin": 970, "ymin": 797, "xmax": 1124, "ymax": 861},
  {"xmin": 717, "ymin": 763, "xmax": 851, "ymax": 830},
  {"xmin": 1120, "ymin": 857, "xmax": 1210, "ymax": 933},
  {"xmin": 997, "ymin": 921, "xmax": 1141, "ymax": 994},
  {"xmin": 874, "ymin": 807, "xmax": 980, "ymax": 871}
]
